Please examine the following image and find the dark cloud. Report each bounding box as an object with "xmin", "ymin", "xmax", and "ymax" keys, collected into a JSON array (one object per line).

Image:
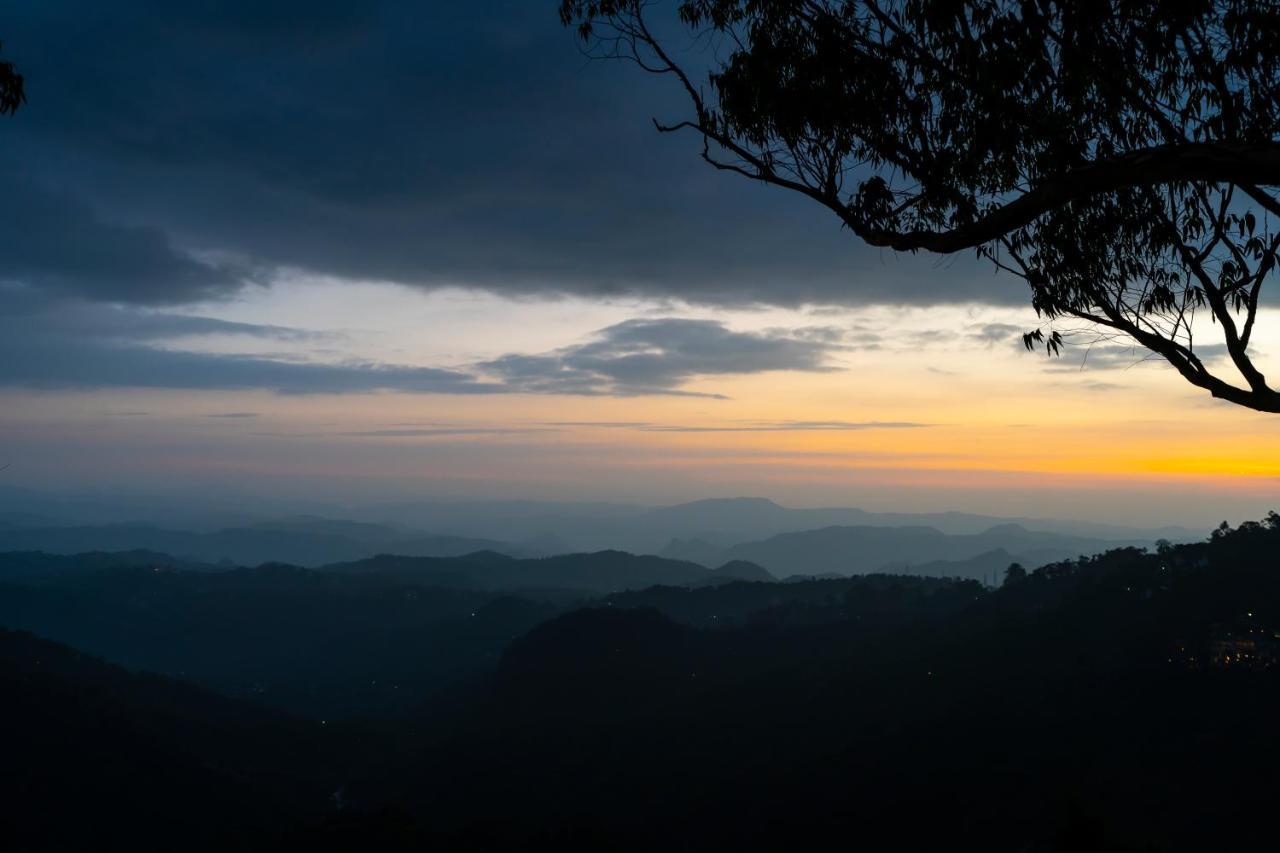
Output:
[
  {"xmin": 17, "ymin": 298, "xmax": 334, "ymax": 343},
  {"xmin": 0, "ymin": 295, "xmax": 491, "ymax": 394},
  {"xmin": 0, "ymin": 176, "xmax": 245, "ymax": 305},
  {"xmin": 969, "ymin": 323, "xmax": 1023, "ymax": 345},
  {"xmin": 1, "ymin": 0, "xmax": 1018, "ymax": 311},
  {"xmin": 479, "ymin": 318, "xmax": 846, "ymax": 397},
  {"xmin": 907, "ymin": 329, "xmax": 960, "ymax": 347},
  {"xmin": 0, "ymin": 301, "xmax": 847, "ymax": 397},
  {"xmin": 0, "ymin": 334, "xmax": 495, "ymax": 395},
  {"xmin": 0, "ymin": 290, "xmax": 339, "ymax": 355},
  {"xmin": 766, "ymin": 325, "xmax": 867, "ymax": 345}
]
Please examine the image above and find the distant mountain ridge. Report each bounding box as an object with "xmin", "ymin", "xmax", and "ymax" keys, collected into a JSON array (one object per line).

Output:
[
  {"xmin": 0, "ymin": 501, "xmax": 1178, "ymax": 579},
  {"xmin": 0, "ymin": 519, "xmax": 531, "ymax": 567},
  {"xmin": 361, "ymin": 495, "xmax": 1200, "ymax": 555},
  {"xmin": 0, "ymin": 487, "xmax": 1203, "ymax": 559},
  {"xmin": 664, "ymin": 522, "xmax": 1149, "ymax": 579},
  {"xmin": 642, "ymin": 497, "xmax": 1198, "ymax": 541},
  {"xmin": 323, "ymin": 549, "xmax": 775, "ymax": 592}
]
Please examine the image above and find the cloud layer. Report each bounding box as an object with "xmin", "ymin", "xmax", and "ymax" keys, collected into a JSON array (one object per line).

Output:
[
  {"xmin": 0, "ymin": 307, "xmax": 848, "ymax": 397},
  {"xmin": 2, "ymin": 0, "xmax": 1018, "ymax": 312},
  {"xmin": 480, "ymin": 318, "xmax": 848, "ymax": 397}
]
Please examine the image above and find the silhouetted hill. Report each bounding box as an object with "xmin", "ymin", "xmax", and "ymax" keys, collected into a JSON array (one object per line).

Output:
[
  {"xmin": 0, "ymin": 628, "xmax": 347, "ymax": 852},
  {"xmin": 324, "ymin": 550, "xmax": 775, "ymax": 592},
  {"xmin": 706, "ymin": 559, "xmax": 775, "ymax": 583}
]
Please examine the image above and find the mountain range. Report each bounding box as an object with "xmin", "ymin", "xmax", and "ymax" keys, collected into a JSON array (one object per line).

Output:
[
  {"xmin": 0, "ymin": 490, "xmax": 1199, "ymax": 573},
  {"xmin": 362, "ymin": 496, "xmax": 1199, "ymax": 554},
  {"xmin": 0, "ymin": 518, "xmax": 532, "ymax": 568},
  {"xmin": 662, "ymin": 521, "xmax": 1144, "ymax": 579},
  {"xmin": 3, "ymin": 513, "xmax": 1278, "ymax": 851},
  {"xmin": 0, "ymin": 487, "xmax": 1200, "ymax": 543}
]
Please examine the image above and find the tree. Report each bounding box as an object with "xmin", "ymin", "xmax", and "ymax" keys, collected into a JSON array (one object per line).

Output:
[
  {"xmin": 0, "ymin": 42, "xmax": 23, "ymax": 116},
  {"xmin": 560, "ymin": 1, "xmax": 1280, "ymax": 412},
  {"xmin": 1003, "ymin": 562, "xmax": 1027, "ymax": 586}
]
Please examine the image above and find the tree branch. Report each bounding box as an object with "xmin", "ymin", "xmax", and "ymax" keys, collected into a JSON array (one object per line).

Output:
[{"xmin": 862, "ymin": 142, "xmax": 1280, "ymax": 253}]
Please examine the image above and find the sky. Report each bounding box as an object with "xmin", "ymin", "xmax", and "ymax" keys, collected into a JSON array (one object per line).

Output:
[{"xmin": 0, "ymin": 0, "xmax": 1277, "ymax": 529}]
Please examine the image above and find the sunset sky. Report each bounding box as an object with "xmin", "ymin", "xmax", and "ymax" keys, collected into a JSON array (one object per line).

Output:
[{"xmin": 1, "ymin": 1, "xmax": 1277, "ymax": 528}]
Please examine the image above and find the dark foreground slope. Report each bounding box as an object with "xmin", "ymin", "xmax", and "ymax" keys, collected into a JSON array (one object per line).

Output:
[
  {"xmin": 0, "ymin": 629, "xmax": 370, "ymax": 853},
  {"xmin": 308, "ymin": 515, "xmax": 1280, "ymax": 853}
]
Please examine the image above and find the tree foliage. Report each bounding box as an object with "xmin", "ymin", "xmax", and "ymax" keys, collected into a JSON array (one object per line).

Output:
[
  {"xmin": 0, "ymin": 41, "xmax": 23, "ymax": 116},
  {"xmin": 560, "ymin": 0, "xmax": 1280, "ymax": 412},
  {"xmin": 1002, "ymin": 561, "xmax": 1027, "ymax": 585}
]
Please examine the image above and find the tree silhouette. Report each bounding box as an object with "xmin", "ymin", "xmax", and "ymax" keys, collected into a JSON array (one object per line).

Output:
[
  {"xmin": 560, "ymin": 1, "xmax": 1280, "ymax": 412},
  {"xmin": 0, "ymin": 42, "xmax": 23, "ymax": 116}
]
